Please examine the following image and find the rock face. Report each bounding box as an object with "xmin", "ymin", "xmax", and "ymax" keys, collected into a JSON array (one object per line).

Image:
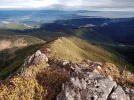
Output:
[
  {"xmin": 57, "ymin": 64, "xmax": 130, "ymax": 100},
  {"xmin": 23, "ymin": 50, "xmax": 48, "ymax": 67},
  {"xmin": 1, "ymin": 50, "xmax": 133, "ymax": 100},
  {"xmin": 109, "ymin": 86, "xmax": 130, "ymax": 100},
  {"xmin": 21, "ymin": 50, "xmax": 48, "ymax": 75}
]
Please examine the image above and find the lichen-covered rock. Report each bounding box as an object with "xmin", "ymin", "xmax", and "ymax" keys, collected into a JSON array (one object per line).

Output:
[
  {"xmin": 57, "ymin": 65, "xmax": 130, "ymax": 100},
  {"xmin": 108, "ymin": 85, "xmax": 130, "ymax": 100},
  {"xmin": 23, "ymin": 50, "xmax": 48, "ymax": 67},
  {"xmin": 21, "ymin": 50, "xmax": 48, "ymax": 75}
]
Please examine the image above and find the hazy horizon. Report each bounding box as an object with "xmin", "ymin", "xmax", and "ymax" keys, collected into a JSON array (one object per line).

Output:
[{"xmin": 0, "ymin": 0, "xmax": 134, "ymax": 11}]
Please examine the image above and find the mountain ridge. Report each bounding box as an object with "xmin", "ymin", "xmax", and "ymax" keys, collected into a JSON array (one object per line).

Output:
[
  {"xmin": 41, "ymin": 37, "xmax": 134, "ymax": 72},
  {"xmin": 0, "ymin": 49, "xmax": 134, "ymax": 100}
]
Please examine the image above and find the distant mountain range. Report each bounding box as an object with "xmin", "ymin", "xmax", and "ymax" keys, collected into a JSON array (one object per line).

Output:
[{"xmin": 0, "ymin": 16, "xmax": 134, "ymax": 66}]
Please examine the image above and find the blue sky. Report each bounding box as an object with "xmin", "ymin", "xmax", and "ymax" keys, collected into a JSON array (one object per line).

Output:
[{"xmin": 0, "ymin": 0, "xmax": 134, "ymax": 11}]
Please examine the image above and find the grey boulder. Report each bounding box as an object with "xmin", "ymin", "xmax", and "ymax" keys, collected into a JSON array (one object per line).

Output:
[{"xmin": 57, "ymin": 66, "xmax": 130, "ymax": 100}]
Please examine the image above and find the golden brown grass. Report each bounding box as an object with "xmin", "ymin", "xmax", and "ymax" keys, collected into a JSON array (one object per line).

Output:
[
  {"xmin": 101, "ymin": 62, "xmax": 134, "ymax": 88},
  {"xmin": 0, "ymin": 61, "xmax": 70, "ymax": 100},
  {"xmin": 37, "ymin": 69, "xmax": 70, "ymax": 100},
  {"xmin": 41, "ymin": 37, "xmax": 131, "ymax": 72}
]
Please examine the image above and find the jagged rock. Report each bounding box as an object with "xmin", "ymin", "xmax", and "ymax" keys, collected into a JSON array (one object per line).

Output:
[
  {"xmin": 89, "ymin": 61, "xmax": 103, "ymax": 67},
  {"xmin": 33, "ymin": 50, "xmax": 48, "ymax": 64},
  {"xmin": 23, "ymin": 50, "xmax": 48, "ymax": 67},
  {"xmin": 57, "ymin": 65, "xmax": 129, "ymax": 100},
  {"xmin": 108, "ymin": 85, "xmax": 130, "ymax": 100},
  {"xmin": 82, "ymin": 59, "xmax": 103, "ymax": 67},
  {"xmin": 21, "ymin": 50, "xmax": 48, "ymax": 75}
]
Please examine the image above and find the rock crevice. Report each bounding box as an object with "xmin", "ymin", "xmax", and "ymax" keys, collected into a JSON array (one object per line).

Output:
[{"xmin": 57, "ymin": 63, "xmax": 130, "ymax": 100}]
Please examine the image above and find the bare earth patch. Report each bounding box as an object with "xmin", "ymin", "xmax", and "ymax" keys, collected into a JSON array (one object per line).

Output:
[{"xmin": 0, "ymin": 38, "xmax": 27, "ymax": 51}]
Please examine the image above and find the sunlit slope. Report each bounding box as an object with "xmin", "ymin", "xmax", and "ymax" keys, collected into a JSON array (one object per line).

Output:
[
  {"xmin": 42, "ymin": 37, "xmax": 134, "ymax": 72},
  {"xmin": 0, "ymin": 22, "xmax": 33, "ymax": 30},
  {"xmin": 1, "ymin": 36, "xmax": 134, "ymax": 79}
]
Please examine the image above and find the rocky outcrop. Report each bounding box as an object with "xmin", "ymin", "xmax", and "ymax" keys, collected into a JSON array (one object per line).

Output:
[
  {"xmin": 1, "ymin": 50, "xmax": 133, "ymax": 100},
  {"xmin": 20, "ymin": 50, "xmax": 48, "ymax": 77},
  {"xmin": 109, "ymin": 85, "xmax": 130, "ymax": 100},
  {"xmin": 23, "ymin": 50, "xmax": 48, "ymax": 67},
  {"xmin": 57, "ymin": 62, "xmax": 130, "ymax": 100}
]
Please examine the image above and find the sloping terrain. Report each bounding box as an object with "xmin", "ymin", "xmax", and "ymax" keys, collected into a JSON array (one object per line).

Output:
[
  {"xmin": 0, "ymin": 30, "xmax": 45, "ymax": 79},
  {"xmin": 26, "ymin": 30, "xmax": 70, "ymax": 41},
  {"xmin": 0, "ymin": 50, "xmax": 70, "ymax": 100},
  {"xmin": 94, "ymin": 19, "xmax": 134, "ymax": 45},
  {"xmin": 0, "ymin": 30, "xmax": 45, "ymax": 51},
  {"xmin": 41, "ymin": 37, "xmax": 134, "ymax": 72},
  {"xmin": 0, "ymin": 36, "xmax": 133, "ymax": 100},
  {"xmin": 0, "ymin": 50, "xmax": 133, "ymax": 100},
  {"xmin": 0, "ymin": 44, "xmax": 44, "ymax": 79},
  {"xmin": 2, "ymin": 18, "xmax": 134, "ymax": 67},
  {"xmin": 26, "ymin": 23, "xmax": 113, "ymax": 43},
  {"xmin": 101, "ymin": 44, "xmax": 134, "ymax": 65},
  {"xmin": 73, "ymin": 28, "xmax": 114, "ymax": 43},
  {"xmin": 0, "ymin": 22, "xmax": 33, "ymax": 30},
  {"xmin": 1, "ymin": 36, "xmax": 133, "ymax": 80}
]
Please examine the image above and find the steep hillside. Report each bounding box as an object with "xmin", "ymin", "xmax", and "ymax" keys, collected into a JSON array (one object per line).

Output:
[
  {"xmin": 0, "ymin": 37, "xmax": 134, "ymax": 100},
  {"xmin": 101, "ymin": 44, "xmax": 134, "ymax": 65},
  {"xmin": 41, "ymin": 37, "xmax": 134, "ymax": 72},
  {"xmin": 0, "ymin": 50, "xmax": 70, "ymax": 100},
  {"xmin": 0, "ymin": 44, "xmax": 44, "ymax": 79},
  {"xmin": 73, "ymin": 28, "xmax": 114, "ymax": 43},
  {"xmin": 0, "ymin": 36, "xmax": 133, "ymax": 80},
  {"xmin": 26, "ymin": 30, "xmax": 70, "ymax": 41},
  {"xmin": 26, "ymin": 23, "xmax": 114, "ymax": 43},
  {"xmin": 0, "ymin": 30, "xmax": 45, "ymax": 79},
  {"xmin": 0, "ymin": 50, "xmax": 133, "ymax": 100},
  {"xmin": 93, "ymin": 19, "xmax": 134, "ymax": 45},
  {"xmin": 0, "ymin": 30, "xmax": 45, "ymax": 51}
]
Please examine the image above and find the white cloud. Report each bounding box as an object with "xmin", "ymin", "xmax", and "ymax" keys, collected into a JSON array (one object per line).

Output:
[
  {"xmin": 0, "ymin": 0, "xmax": 134, "ymax": 11},
  {"xmin": 0, "ymin": 0, "xmax": 59, "ymax": 8}
]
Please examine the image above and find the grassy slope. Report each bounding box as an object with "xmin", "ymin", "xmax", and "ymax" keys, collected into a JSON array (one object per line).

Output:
[
  {"xmin": 26, "ymin": 28, "xmax": 133, "ymax": 72},
  {"xmin": 0, "ymin": 38, "xmax": 133, "ymax": 100},
  {"xmin": 42, "ymin": 37, "xmax": 134, "ymax": 72},
  {"xmin": 73, "ymin": 28, "xmax": 114, "ymax": 43},
  {"xmin": 0, "ymin": 30, "xmax": 45, "ymax": 79},
  {"xmin": 101, "ymin": 44, "xmax": 134, "ymax": 65},
  {"xmin": 0, "ymin": 36, "xmax": 133, "ymax": 79},
  {"xmin": 26, "ymin": 28, "xmax": 113, "ymax": 43},
  {"xmin": 0, "ymin": 23, "xmax": 33, "ymax": 30},
  {"xmin": 0, "ymin": 28, "xmax": 133, "ymax": 78},
  {"xmin": 27, "ymin": 30, "xmax": 70, "ymax": 41},
  {"xmin": 0, "ymin": 30, "xmax": 45, "ymax": 45}
]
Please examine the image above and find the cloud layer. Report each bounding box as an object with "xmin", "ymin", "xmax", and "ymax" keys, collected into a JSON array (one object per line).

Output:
[{"xmin": 0, "ymin": 0, "xmax": 134, "ymax": 11}]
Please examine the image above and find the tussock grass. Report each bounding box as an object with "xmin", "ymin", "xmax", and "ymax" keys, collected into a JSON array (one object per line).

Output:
[{"xmin": 43, "ymin": 37, "xmax": 134, "ymax": 72}]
